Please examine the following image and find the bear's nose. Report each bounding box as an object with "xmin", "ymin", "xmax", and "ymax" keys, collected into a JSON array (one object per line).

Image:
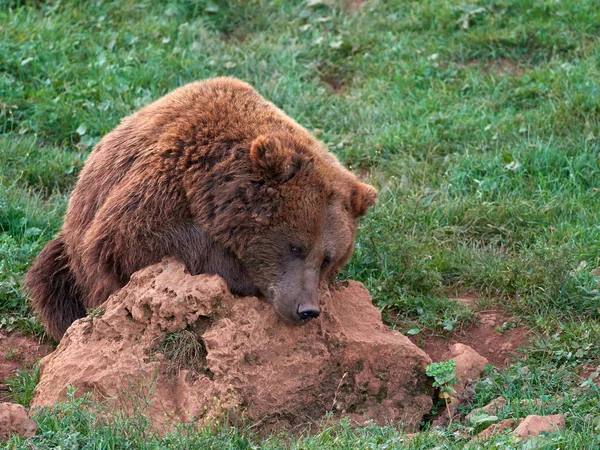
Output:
[{"xmin": 297, "ymin": 304, "xmax": 320, "ymax": 322}]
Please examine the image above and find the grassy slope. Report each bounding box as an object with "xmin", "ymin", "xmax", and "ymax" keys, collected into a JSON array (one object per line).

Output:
[{"xmin": 1, "ymin": 0, "xmax": 599, "ymax": 448}]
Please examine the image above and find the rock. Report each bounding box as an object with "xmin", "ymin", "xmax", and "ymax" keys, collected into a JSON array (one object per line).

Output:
[
  {"xmin": 472, "ymin": 418, "xmax": 516, "ymax": 441},
  {"xmin": 31, "ymin": 259, "xmax": 433, "ymax": 432},
  {"xmin": 466, "ymin": 396, "xmax": 507, "ymax": 422},
  {"xmin": 0, "ymin": 402, "xmax": 37, "ymax": 440},
  {"xmin": 447, "ymin": 344, "xmax": 488, "ymax": 396},
  {"xmin": 428, "ymin": 344, "xmax": 488, "ymax": 429},
  {"xmin": 511, "ymin": 414, "xmax": 565, "ymax": 441},
  {"xmin": 403, "ymin": 432, "xmax": 420, "ymax": 444}
]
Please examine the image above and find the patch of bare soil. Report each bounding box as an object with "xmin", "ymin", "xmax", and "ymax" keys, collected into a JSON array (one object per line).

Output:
[
  {"xmin": 321, "ymin": 74, "xmax": 346, "ymax": 94},
  {"xmin": 0, "ymin": 331, "xmax": 53, "ymax": 400},
  {"xmin": 460, "ymin": 58, "xmax": 525, "ymax": 77},
  {"xmin": 357, "ymin": 165, "xmax": 371, "ymax": 181},
  {"xmin": 409, "ymin": 310, "xmax": 530, "ymax": 368},
  {"xmin": 579, "ymin": 364, "xmax": 600, "ymax": 386},
  {"xmin": 343, "ymin": 0, "xmax": 367, "ymax": 12},
  {"xmin": 222, "ymin": 29, "xmax": 248, "ymax": 43}
]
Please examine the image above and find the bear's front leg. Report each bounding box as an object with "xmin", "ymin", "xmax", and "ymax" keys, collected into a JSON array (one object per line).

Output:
[{"xmin": 77, "ymin": 171, "xmax": 189, "ymax": 307}]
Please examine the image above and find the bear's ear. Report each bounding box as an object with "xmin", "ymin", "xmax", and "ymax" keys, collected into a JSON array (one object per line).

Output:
[
  {"xmin": 250, "ymin": 135, "xmax": 302, "ymax": 183},
  {"xmin": 350, "ymin": 182, "xmax": 377, "ymax": 217}
]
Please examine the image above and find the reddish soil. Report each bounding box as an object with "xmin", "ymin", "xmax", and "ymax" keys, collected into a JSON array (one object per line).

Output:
[
  {"xmin": 579, "ymin": 364, "xmax": 600, "ymax": 386},
  {"xmin": 0, "ymin": 331, "xmax": 53, "ymax": 401},
  {"xmin": 408, "ymin": 309, "xmax": 531, "ymax": 367}
]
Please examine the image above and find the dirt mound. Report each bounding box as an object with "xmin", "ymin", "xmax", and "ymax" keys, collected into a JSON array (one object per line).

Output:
[{"xmin": 31, "ymin": 259, "xmax": 432, "ymax": 431}]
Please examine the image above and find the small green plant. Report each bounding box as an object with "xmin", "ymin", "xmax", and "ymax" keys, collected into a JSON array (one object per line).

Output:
[
  {"xmin": 5, "ymin": 363, "xmax": 40, "ymax": 407},
  {"xmin": 86, "ymin": 306, "xmax": 105, "ymax": 320},
  {"xmin": 426, "ymin": 360, "xmax": 458, "ymax": 425},
  {"xmin": 5, "ymin": 347, "xmax": 17, "ymax": 360},
  {"xmin": 469, "ymin": 413, "xmax": 499, "ymax": 433}
]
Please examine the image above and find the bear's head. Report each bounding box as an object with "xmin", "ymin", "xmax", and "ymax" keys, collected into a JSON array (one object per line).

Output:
[{"xmin": 237, "ymin": 134, "xmax": 377, "ymax": 324}]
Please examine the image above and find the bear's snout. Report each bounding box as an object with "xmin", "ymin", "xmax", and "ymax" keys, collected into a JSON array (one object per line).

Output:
[{"xmin": 297, "ymin": 304, "xmax": 320, "ymax": 322}]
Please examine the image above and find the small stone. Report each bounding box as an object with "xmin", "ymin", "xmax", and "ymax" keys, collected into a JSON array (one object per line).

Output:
[
  {"xmin": 472, "ymin": 418, "xmax": 516, "ymax": 440},
  {"xmin": 466, "ymin": 396, "xmax": 507, "ymax": 422},
  {"xmin": 448, "ymin": 344, "xmax": 488, "ymax": 396},
  {"xmin": 500, "ymin": 342, "xmax": 513, "ymax": 352},
  {"xmin": 0, "ymin": 402, "xmax": 37, "ymax": 440},
  {"xmin": 511, "ymin": 414, "xmax": 565, "ymax": 441},
  {"xmin": 403, "ymin": 432, "xmax": 419, "ymax": 443}
]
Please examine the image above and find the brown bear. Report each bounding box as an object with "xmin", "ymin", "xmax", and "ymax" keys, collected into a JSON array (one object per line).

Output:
[{"xmin": 25, "ymin": 77, "xmax": 377, "ymax": 341}]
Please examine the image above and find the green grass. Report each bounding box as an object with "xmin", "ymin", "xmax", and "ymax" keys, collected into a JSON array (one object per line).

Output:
[
  {"xmin": 1, "ymin": 0, "xmax": 599, "ymax": 447},
  {"xmin": 0, "ymin": 136, "xmax": 72, "ymax": 334},
  {"xmin": 4, "ymin": 364, "xmax": 40, "ymax": 407},
  {"xmin": 2, "ymin": 389, "xmax": 599, "ymax": 449}
]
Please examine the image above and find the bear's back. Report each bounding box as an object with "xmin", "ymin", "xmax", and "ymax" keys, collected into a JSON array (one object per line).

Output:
[{"xmin": 62, "ymin": 78, "xmax": 349, "ymax": 245}]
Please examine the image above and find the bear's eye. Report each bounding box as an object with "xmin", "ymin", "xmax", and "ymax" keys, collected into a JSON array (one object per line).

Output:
[
  {"xmin": 290, "ymin": 245, "xmax": 303, "ymax": 258},
  {"xmin": 321, "ymin": 255, "xmax": 332, "ymax": 269}
]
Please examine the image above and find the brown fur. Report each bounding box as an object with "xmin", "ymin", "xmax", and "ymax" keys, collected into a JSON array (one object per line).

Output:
[{"xmin": 25, "ymin": 77, "xmax": 377, "ymax": 341}]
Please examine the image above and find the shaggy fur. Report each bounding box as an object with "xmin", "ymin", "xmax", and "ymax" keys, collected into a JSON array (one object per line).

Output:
[{"xmin": 26, "ymin": 77, "xmax": 377, "ymax": 341}]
